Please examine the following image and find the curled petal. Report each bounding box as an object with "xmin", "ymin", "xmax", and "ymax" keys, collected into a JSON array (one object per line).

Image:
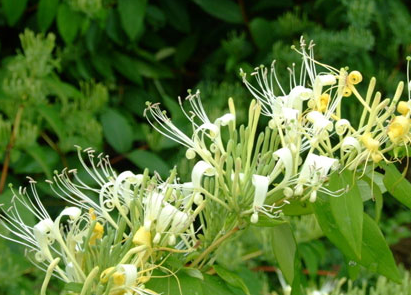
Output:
[
  {"xmin": 191, "ymin": 161, "xmax": 215, "ymax": 188},
  {"xmin": 214, "ymin": 113, "xmax": 235, "ymax": 126},
  {"xmin": 335, "ymin": 119, "xmax": 351, "ymax": 136},
  {"xmin": 195, "ymin": 123, "xmax": 220, "ymax": 139},
  {"xmin": 341, "ymin": 136, "xmax": 361, "ymax": 154},
  {"xmin": 307, "ymin": 111, "xmax": 333, "ymax": 132}
]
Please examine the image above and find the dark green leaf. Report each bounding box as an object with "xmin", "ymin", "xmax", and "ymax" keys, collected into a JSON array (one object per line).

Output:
[
  {"xmin": 383, "ymin": 163, "xmax": 411, "ymax": 210},
  {"xmin": 3, "ymin": 0, "xmax": 28, "ymax": 26},
  {"xmin": 113, "ymin": 52, "xmax": 172, "ymax": 82},
  {"xmin": 57, "ymin": 3, "xmax": 81, "ymax": 43},
  {"xmin": 127, "ymin": 150, "xmax": 170, "ymax": 178},
  {"xmin": 118, "ymin": 0, "xmax": 146, "ymax": 40},
  {"xmin": 249, "ymin": 18, "xmax": 274, "ymax": 50},
  {"xmin": 37, "ymin": 0, "xmax": 59, "ymax": 32},
  {"xmin": 214, "ymin": 265, "xmax": 250, "ymax": 295},
  {"xmin": 175, "ymin": 35, "xmax": 198, "ymax": 66},
  {"xmin": 37, "ymin": 104, "xmax": 65, "ymax": 140},
  {"xmin": 24, "ymin": 144, "xmax": 54, "ymax": 179},
  {"xmin": 329, "ymin": 171, "xmax": 363, "ymax": 258},
  {"xmin": 91, "ymin": 54, "xmax": 114, "ymax": 79},
  {"xmin": 192, "ymin": 0, "xmax": 243, "ymax": 23},
  {"xmin": 162, "ymin": 0, "xmax": 191, "ymax": 33},
  {"xmin": 101, "ymin": 109, "xmax": 133, "ymax": 153},
  {"xmin": 106, "ymin": 8, "xmax": 127, "ymax": 45},
  {"xmin": 270, "ymin": 223, "xmax": 297, "ymax": 285},
  {"xmin": 85, "ymin": 22, "xmax": 103, "ymax": 53}
]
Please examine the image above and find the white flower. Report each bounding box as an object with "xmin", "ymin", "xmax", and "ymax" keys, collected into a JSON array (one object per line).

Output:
[
  {"xmin": 250, "ymin": 174, "xmax": 270, "ymax": 223},
  {"xmin": 191, "ymin": 160, "xmax": 216, "ymax": 188}
]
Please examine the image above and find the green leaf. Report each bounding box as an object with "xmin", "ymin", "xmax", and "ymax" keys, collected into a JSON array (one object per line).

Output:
[
  {"xmin": 145, "ymin": 271, "xmax": 204, "ymax": 295},
  {"xmin": 112, "ymin": 53, "xmax": 142, "ymax": 84},
  {"xmin": 3, "ymin": 0, "xmax": 28, "ymax": 26},
  {"xmin": 329, "ymin": 171, "xmax": 363, "ymax": 258},
  {"xmin": 118, "ymin": 0, "xmax": 147, "ymax": 40},
  {"xmin": 282, "ymin": 200, "xmax": 313, "ymax": 216},
  {"xmin": 37, "ymin": 0, "xmax": 59, "ymax": 32},
  {"xmin": 91, "ymin": 53, "xmax": 114, "ymax": 79},
  {"xmin": 251, "ymin": 215, "xmax": 286, "ymax": 227},
  {"xmin": 201, "ymin": 274, "xmax": 237, "ymax": 295},
  {"xmin": 113, "ymin": 52, "xmax": 173, "ymax": 82},
  {"xmin": 101, "ymin": 109, "xmax": 133, "ymax": 153},
  {"xmin": 214, "ymin": 265, "xmax": 250, "ymax": 295},
  {"xmin": 37, "ymin": 104, "xmax": 65, "ymax": 140},
  {"xmin": 361, "ymin": 214, "xmax": 401, "ymax": 282},
  {"xmin": 249, "ymin": 18, "xmax": 274, "ymax": 50},
  {"xmin": 383, "ymin": 164, "xmax": 411, "ymax": 210},
  {"xmin": 63, "ymin": 282, "xmax": 83, "ymax": 292},
  {"xmin": 127, "ymin": 150, "xmax": 170, "ymax": 178},
  {"xmin": 192, "ymin": 0, "xmax": 243, "ymax": 23},
  {"xmin": 161, "ymin": 0, "xmax": 191, "ymax": 33},
  {"xmin": 312, "ymin": 200, "xmax": 401, "ymax": 282},
  {"xmin": 23, "ymin": 144, "xmax": 54, "ymax": 179},
  {"xmin": 175, "ymin": 35, "xmax": 198, "ymax": 66},
  {"xmin": 57, "ymin": 3, "xmax": 81, "ymax": 44},
  {"xmin": 106, "ymin": 8, "xmax": 127, "ymax": 45},
  {"xmin": 270, "ymin": 223, "xmax": 298, "ymax": 285}
]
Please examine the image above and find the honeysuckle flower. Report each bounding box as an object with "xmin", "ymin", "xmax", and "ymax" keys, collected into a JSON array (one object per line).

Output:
[
  {"xmin": 341, "ymin": 136, "xmax": 362, "ymax": 155},
  {"xmin": 191, "ymin": 160, "xmax": 216, "ymax": 188},
  {"xmin": 168, "ymin": 210, "xmax": 190, "ymax": 245},
  {"xmin": 387, "ymin": 115, "xmax": 410, "ymax": 144},
  {"xmin": 250, "ymin": 175, "xmax": 269, "ymax": 223},
  {"xmin": 295, "ymin": 153, "xmax": 339, "ymax": 202},
  {"xmin": 153, "ymin": 203, "xmax": 178, "ymax": 244}
]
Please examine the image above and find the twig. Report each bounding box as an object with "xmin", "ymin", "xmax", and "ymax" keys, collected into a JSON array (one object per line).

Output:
[
  {"xmin": 0, "ymin": 105, "xmax": 24, "ymax": 194},
  {"xmin": 190, "ymin": 226, "xmax": 240, "ymax": 268},
  {"xmin": 41, "ymin": 131, "xmax": 68, "ymax": 169}
]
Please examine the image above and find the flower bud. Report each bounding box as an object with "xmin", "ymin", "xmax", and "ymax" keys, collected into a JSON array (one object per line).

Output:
[{"xmin": 348, "ymin": 71, "xmax": 362, "ymax": 85}]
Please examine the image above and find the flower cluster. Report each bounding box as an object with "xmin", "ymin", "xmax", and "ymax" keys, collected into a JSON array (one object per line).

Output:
[
  {"xmin": 1, "ymin": 37, "xmax": 411, "ymax": 294},
  {"xmin": 0, "ymin": 147, "xmax": 203, "ymax": 294},
  {"xmin": 145, "ymin": 37, "xmax": 411, "ymax": 224}
]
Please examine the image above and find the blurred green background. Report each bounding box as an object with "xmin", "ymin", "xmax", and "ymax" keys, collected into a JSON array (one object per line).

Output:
[{"xmin": 1, "ymin": 0, "xmax": 411, "ymax": 293}]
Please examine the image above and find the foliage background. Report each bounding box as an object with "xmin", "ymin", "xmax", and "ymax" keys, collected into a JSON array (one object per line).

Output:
[{"xmin": 1, "ymin": 0, "xmax": 411, "ymax": 293}]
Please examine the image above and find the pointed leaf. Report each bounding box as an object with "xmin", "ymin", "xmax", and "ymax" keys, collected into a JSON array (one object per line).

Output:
[
  {"xmin": 37, "ymin": 0, "xmax": 59, "ymax": 32},
  {"xmin": 270, "ymin": 223, "xmax": 298, "ymax": 285},
  {"xmin": 192, "ymin": 0, "xmax": 242, "ymax": 23},
  {"xmin": 329, "ymin": 171, "xmax": 363, "ymax": 258},
  {"xmin": 361, "ymin": 214, "xmax": 401, "ymax": 282},
  {"xmin": 383, "ymin": 164, "xmax": 411, "ymax": 210},
  {"xmin": 127, "ymin": 150, "xmax": 170, "ymax": 178},
  {"xmin": 118, "ymin": 0, "xmax": 146, "ymax": 40},
  {"xmin": 101, "ymin": 109, "xmax": 133, "ymax": 153},
  {"xmin": 214, "ymin": 265, "xmax": 250, "ymax": 295},
  {"xmin": 57, "ymin": 3, "xmax": 81, "ymax": 43},
  {"xmin": 3, "ymin": 0, "xmax": 28, "ymax": 26}
]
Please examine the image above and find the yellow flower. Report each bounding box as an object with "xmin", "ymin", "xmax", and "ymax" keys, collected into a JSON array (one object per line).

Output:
[{"xmin": 388, "ymin": 115, "xmax": 410, "ymax": 143}]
